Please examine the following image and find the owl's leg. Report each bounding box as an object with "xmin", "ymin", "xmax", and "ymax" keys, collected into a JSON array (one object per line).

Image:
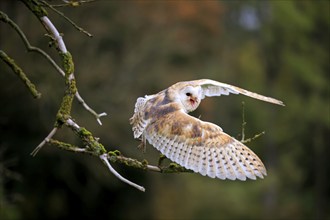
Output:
[
  {"xmin": 137, "ymin": 135, "xmax": 146, "ymax": 153},
  {"xmin": 158, "ymin": 154, "xmax": 166, "ymax": 166}
]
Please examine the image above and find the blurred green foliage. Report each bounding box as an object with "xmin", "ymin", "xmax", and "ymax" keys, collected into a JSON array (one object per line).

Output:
[{"xmin": 0, "ymin": 1, "xmax": 329, "ymax": 220}]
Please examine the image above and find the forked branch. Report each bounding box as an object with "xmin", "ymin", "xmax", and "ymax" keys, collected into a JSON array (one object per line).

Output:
[
  {"xmin": 0, "ymin": 9, "xmax": 106, "ymax": 124},
  {"xmin": 240, "ymin": 101, "xmax": 265, "ymax": 144}
]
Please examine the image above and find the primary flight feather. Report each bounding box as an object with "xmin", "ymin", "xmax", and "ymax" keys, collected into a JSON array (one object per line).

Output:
[{"xmin": 130, "ymin": 79, "xmax": 284, "ymax": 180}]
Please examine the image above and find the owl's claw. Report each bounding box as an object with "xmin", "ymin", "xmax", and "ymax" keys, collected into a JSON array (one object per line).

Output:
[
  {"xmin": 158, "ymin": 154, "xmax": 166, "ymax": 166},
  {"xmin": 137, "ymin": 135, "xmax": 146, "ymax": 153}
]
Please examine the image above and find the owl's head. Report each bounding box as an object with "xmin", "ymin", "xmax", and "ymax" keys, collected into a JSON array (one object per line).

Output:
[{"xmin": 177, "ymin": 85, "xmax": 202, "ymax": 112}]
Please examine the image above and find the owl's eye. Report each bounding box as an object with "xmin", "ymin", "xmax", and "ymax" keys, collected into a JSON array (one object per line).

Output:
[{"xmin": 185, "ymin": 92, "xmax": 192, "ymax": 97}]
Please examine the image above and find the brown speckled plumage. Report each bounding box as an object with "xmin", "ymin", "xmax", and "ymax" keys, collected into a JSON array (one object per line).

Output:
[{"xmin": 130, "ymin": 79, "xmax": 284, "ymax": 180}]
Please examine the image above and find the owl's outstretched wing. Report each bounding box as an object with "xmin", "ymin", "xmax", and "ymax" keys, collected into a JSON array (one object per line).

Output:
[
  {"xmin": 193, "ymin": 79, "xmax": 284, "ymax": 106},
  {"xmin": 130, "ymin": 97, "xmax": 149, "ymax": 139},
  {"xmin": 144, "ymin": 109, "xmax": 267, "ymax": 180}
]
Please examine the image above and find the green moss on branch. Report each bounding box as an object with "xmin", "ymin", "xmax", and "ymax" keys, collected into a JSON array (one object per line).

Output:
[
  {"xmin": 56, "ymin": 52, "xmax": 76, "ymax": 125},
  {"xmin": 0, "ymin": 50, "xmax": 41, "ymax": 99},
  {"xmin": 48, "ymin": 139, "xmax": 78, "ymax": 151},
  {"xmin": 60, "ymin": 52, "xmax": 74, "ymax": 75},
  {"xmin": 77, "ymin": 127, "xmax": 107, "ymax": 155},
  {"xmin": 109, "ymin": 154, "xmax": 150, "ymax": 171},
  {"xmin": 161, "ymin": 163, "xmax": 192, "ymax": 174},
  {"xmin": 21, "ymin": 0, "xmax": 48, "ymax": 18},
  {"xmin": 20, "ymin": 0, "xmax": 48, "ymax": 18}
]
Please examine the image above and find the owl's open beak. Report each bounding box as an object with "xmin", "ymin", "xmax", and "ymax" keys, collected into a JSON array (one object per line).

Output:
[{"xmin": 189, "ymin": 97, "xmax": 197, "ymax": 106}]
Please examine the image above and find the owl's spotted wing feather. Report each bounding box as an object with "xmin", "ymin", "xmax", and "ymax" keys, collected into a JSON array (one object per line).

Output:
[
  {"xmin": 144, "ymin": 109, "xmax": 267, "ymax": 180},
  {"xmin": 130, "ymin": 97, "xmax": 151, "ymax": 139},
  {"xmin": 194, "ymin": 79, "xmax": 284, "ymax": 106}
]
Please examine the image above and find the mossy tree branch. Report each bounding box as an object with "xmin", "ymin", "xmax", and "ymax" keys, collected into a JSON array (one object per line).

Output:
[
  {"xmin": 0, "ymin": 9, "xmax": 106, "ymax": 124},
  {"xmin": 0, "ymin": 50, "xmax": 41, "ymax": 99},
  {"xmin": 15, "ymin": 0, "xmax": 190, "ymax": 191},
  {"xmin": 2, "ymin": 1, "xmax": 264, "ymax": 192}
]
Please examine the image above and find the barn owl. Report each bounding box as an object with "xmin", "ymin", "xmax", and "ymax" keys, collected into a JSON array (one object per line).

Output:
[{"xmin": 130, "ymin": 79, "xmax": 284, "ymax": 180}]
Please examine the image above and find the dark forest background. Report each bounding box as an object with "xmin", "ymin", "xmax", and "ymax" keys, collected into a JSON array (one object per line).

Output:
[{"xmin": 0, "ymin": 1, "xmax": 329, "ymax": 220}]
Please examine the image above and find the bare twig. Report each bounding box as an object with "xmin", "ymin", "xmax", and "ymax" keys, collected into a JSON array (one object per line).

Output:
[
  {"xmin": 48, "ymin": 0, "xmax": 98, "ymax": 8},
  {"xmin": 40, "ymin": 16, "xmax": 67, "ymax": 52},
  {"xmin": 240, "ymin": 101, "xmax": 246, "ymax": 142},
  {"xmin": 241, "ymin": 131, "xmax": 266, "ymax": 144},
  {"xmin": 0, "ymin": 11, "xmax": 65, "ymax": 77},
  {"xmin": 41, "ymin": 0, "xmax": 93, "ymax": 37},
  {"xmin": 100, "ymin": 154, "xmax": 146, "ymax": 192},
  {"xmin": 75, "ymin": 91, "xmax": 107, "ymax": 125},
  {"xmin": 31, "ymin": 127, "xmax": 58, "ymax": 156},
  {"xmin": 240, "ymin": 101, "xmax": 265, "ymax": 144}
]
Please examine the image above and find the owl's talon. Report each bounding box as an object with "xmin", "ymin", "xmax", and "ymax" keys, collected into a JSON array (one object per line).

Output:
[
  {"xmin": 137, "ymin": 135, "xmax": 147, "ymax": 153},
  {"xmin": 158, "ymin": 154, "xmax": 166, "ymax": 166},
  {"xmin": 137, "ymin": 142, "xmax": 145, "ymax": 153}
]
